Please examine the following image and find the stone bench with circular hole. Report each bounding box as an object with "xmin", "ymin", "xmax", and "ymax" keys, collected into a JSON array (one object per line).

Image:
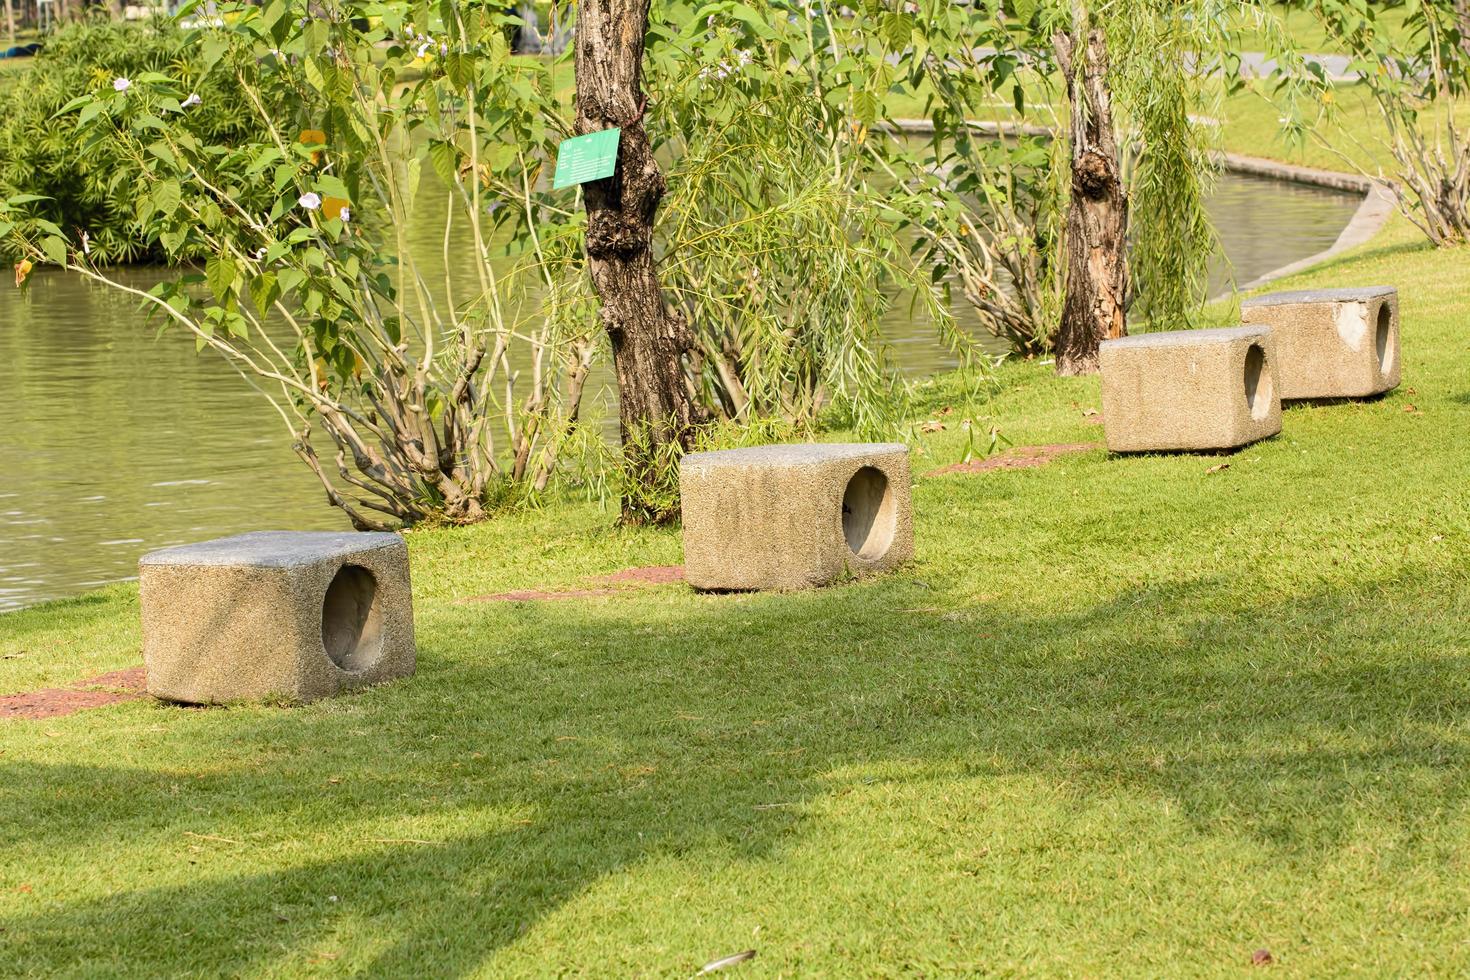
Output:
[
  {"xmin": 138, "ymin": 531, "xmax": 416, "ymax": 704},
  {"xmin": 679, "ymin": 444, "xmax": 913, "ymax": 591},
  {"xmin": 1239, "ymin": 286, "xmax": 1400, "ymax": 401},
  {"xmin": 1099, "ymin": 325, "xmax": 1282, "ymax": 453}
]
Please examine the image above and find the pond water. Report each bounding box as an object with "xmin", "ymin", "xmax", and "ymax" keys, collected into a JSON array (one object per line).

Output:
[{"xmin": 0, "ymin": 172, "xmax": 1361, "ymax": 612}]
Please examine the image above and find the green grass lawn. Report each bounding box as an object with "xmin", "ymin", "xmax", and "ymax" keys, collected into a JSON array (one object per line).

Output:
[
  {"xmin": 4, "ymin": 213, "xmax": 1470, "ymax": 974},
  {"xmin": 5, "ymin": 7, "xmax": 1470, "ymax": 975}
]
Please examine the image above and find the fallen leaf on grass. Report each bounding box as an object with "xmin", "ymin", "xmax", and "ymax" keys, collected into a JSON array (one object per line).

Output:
[
  {"xmin": 1251, "ymin": 948, "xmax": 1274, "ymax": 966},
  {"xmin": 1, "ymin": 651, "xmax": 25, "ymax": 659},
  {"xmin": 919, "ymin": 420, "xmax": 946, "ymax": 433},
  {"xmin": 326, "ymin": 777, "xmax": 342, "ymax": 785},
  {"xmin": 1205, "ymin": 463, "xmax": 1230, "ymax": 475},
  {"xmin": 1403, "ymin": 404, "xmax": 1421, "ymax": 414},
  {"xmin": 698, "ymin": 950, "xmax": 757, "ymax": 974}
]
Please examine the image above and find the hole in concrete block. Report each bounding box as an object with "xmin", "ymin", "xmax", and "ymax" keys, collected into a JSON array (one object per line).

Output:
[
  {"xmin": 1375, "ymin": 302, "xmax": 1394, "ymax": 375},
  {"xmin": 842, "ymin": 466, "xmax": 897, "ymax": 561},
  {"xmin": 321, "ymin": 564, "xmax": 384, "ymax": 672},
  {"xmin": 1243, "ymin": 343, "xmax": 1273, "ymax": 421}
]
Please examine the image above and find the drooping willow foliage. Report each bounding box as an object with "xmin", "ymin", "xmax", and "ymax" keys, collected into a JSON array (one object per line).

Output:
[
  {"xmin": 648, "ymin": 0, "xmax": 964, "ymax": 439},
  {"xmin": 1027, "ymin": 0, "xmax": 1240, "ymax": 332}
]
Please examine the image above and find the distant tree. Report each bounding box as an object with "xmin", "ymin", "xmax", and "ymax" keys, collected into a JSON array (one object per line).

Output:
[{"xmin": 1036, "ymin": 0, "xmax": 1230, "ymax": 374}]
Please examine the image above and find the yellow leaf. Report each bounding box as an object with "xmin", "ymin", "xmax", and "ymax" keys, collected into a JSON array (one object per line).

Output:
[
  {"xmin": 13, "ymin": 258, "xmax": 32, "ymax": 287},
  {"xmin": 321, "ymin": 196, "xmax": 351, "ymax": 221}
]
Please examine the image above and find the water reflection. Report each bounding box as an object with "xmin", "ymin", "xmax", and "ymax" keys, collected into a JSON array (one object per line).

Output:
[{"xmin": 0, "ymin": 173, "xmax": 1361, "ymax": 611}]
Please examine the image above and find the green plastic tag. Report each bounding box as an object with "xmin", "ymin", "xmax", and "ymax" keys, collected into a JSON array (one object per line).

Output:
[{"xmin": 553, "ymin": 128, "xmax": 622, "ymax": 189}]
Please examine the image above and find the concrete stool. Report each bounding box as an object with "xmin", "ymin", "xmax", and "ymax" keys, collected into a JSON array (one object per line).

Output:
[
  {"xmin": 680, "ymin": 443, "xmax": 913, "ymax": 591},
  {"xmin": 139, "ymin": 531, "xmax": 416, "ymax": 704},
  {"xmin": 1099, "ymin": 326, "xmax": 1282, "ymax": 453},
  {"xmin": 1240, "ymin": 286, "xmax": 1400, "ymax": 400}
]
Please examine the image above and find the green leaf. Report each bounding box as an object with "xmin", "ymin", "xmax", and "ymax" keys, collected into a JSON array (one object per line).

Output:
[
  {"xmin": 206, "ymin": 254, "xmax": 238, "ymax": 303},
  {"xmin": 429, "ymin": 140, "xmax": 458, "ymax": 185},
  {"xmin": 41, "ymin": 236, "xmax": 67, "ymax": 266},
  {"xmin": 154, "ymin": 180, "xmax": 181, "ymax": 218},
  {"xmin": 250, "ymin": 272, "xmax": 279, "ymax": 317}
]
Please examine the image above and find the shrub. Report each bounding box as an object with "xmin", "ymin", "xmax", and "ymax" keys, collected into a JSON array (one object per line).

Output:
[{"xmin": 0, "ymin": 18, "xmax": 265, "ymax": 264}]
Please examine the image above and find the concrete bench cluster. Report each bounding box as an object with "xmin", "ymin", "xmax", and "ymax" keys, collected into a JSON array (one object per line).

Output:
[
  {"xmin": 1099, "ymin": 285, "xmax": 1399, "ymax": 453},
  {"xmin": 133, "ymin": 285, "xmax": 1400, "ymax": 705}
]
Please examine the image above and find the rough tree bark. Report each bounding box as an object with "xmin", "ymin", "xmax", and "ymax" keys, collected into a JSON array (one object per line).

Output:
[
  {"xmin": 1052, "ymin": 24, "xmax": 1129, "ymax": 376},
  {"xmin": 574, "ymin": 0, "xmax": 704, "ymax": 523}
]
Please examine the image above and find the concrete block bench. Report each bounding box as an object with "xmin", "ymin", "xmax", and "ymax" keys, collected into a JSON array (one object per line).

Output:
[
  {"xmin": 139, "ymin": 531, "xmax": 416, "ymax": 704},
  {"xmin": 1240, "ymin": 286, "xmax": 1400, "ymax": 400},
  {"xmin": 1099, "ymin": 326, "xmax": 1282, "ymax": 453},
  {"xmin": 680, "ymin": 444, "xmax": 913, "ymax": 591}
]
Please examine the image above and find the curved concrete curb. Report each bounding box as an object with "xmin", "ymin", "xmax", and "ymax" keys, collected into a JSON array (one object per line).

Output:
[
  {"xmin": 885, "ymin": 119, "xmax": 1397, "ymax": 297},
  {"xmin": 1218, "ymin": 151, "xmax": 1375, "ymax": 193}
]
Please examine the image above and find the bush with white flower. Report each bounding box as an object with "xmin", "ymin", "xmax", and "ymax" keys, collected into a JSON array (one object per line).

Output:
[
  {"xmin": 4, "ymin": 0, "xmax": 592, "ymax": 528},
  {"xmin": 0, "ymin": 20, "xmax": 267, "ymax": 264}
]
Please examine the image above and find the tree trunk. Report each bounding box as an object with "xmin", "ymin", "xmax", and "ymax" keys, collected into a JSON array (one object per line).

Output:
[
  {"xmin": 5, "ymin": 0, "xmax": 14, "ymax": 47},
  {"xmin": 574, "ymin": 0, "xmax": 703, "ymax": 524},
  {"xmin": 1052, "ymin": 24, "xmax": 1129, "ymax": 376}
]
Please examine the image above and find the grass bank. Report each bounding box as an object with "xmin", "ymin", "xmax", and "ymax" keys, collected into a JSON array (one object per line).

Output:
[{"xmin": 4, "ymin": 211, "xmax": 1469, "ymax": 974}]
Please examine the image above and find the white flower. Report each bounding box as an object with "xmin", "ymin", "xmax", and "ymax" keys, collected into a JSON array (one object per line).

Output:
[
  {"xmin": 298, "ymin": 192, "xmax": 322, "ymax": 210},
  {"xmin": 181, "ymin": 93, "xmax": 201, "ymax": 109},
  {"xmin": 416, "ymin": 41, "xmax": 433, "ymax": 58},
  {"xmin": 113, "ymin": 77, "xmax": 131, "ymax": 92},
  {"xmin": 338, "ymin": 207, "xmax": 351, "ymax": 223}
]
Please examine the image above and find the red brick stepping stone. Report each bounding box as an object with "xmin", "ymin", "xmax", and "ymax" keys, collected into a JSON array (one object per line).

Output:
[
  {"xmin": 933, "ymin": 443, "xmax": 1098, "ymax": 476},
  {"xmin": 1, "ymin": 666, "xmax": 147, "ymax": 721},
  {"xmin": 459, "ymin": 565, "xmax": 687, "ymax": 603}
]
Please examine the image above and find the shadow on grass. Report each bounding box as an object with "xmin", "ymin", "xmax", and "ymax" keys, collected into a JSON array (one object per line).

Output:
[{"xmin": 3, "ymin": 567, "xmax": 1468, "ymax": 973}]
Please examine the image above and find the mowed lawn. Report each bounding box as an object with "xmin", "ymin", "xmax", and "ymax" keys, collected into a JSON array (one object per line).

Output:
[{"xmin": 3, "ymin": 215, "xmax": 1470, "ymax": 975}]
